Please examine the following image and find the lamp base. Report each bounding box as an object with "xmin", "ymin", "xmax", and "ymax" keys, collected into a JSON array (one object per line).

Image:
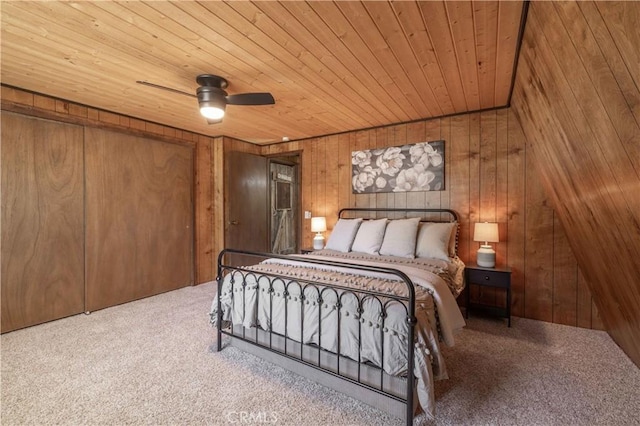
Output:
[
  {"xmin": 313, "ymin": 234, "xmax": 325, "ymax": 250},
  {"xmin": 477, "ymin": 245, "xmax": 496, "ymax": 268}
]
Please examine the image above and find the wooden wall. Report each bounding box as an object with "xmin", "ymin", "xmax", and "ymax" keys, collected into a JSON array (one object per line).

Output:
[
  {"xmin": 265, "ymin": 109, "xmax": 605, "ymax": 330},
  {"xmin": 511, "ymin": 1, "xmax": 640, "ymax": 366},
  {"xmin": 1, "ymin": 113, "xmax": 85, "ymax": 332},
  {"xmin": 84, "ymin": 128, "xmax": 194, "ymax": 312},
  {"xmin": 1, "ymin": 85, "xmax": 218, "ymax": 285}
]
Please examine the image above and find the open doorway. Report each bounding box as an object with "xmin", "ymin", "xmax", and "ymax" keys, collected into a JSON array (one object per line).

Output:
[{"xmin": 269, "ymin": 155, "xmax": 300, "ymax": 254}]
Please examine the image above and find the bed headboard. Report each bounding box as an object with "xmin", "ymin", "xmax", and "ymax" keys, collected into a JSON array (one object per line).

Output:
[{"xmin": 337, "ymin": 208, "xmax": 460, "ymax": 256}]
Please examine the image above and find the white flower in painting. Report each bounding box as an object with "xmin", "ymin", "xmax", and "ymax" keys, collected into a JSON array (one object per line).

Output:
[
  {"xmin": 393, "ymin": 164, "xmax": 436, "ymax": 192},
  {"xmin": 351, "ymin": 150, "xmax": 372, "ymax": 168},
  {"xmin": 352, "ymin": 166, "xmax": 377, "ymax": 193},
  {"xmin": 375, "ymin": 176, "xmax": 387, "ymax": 189},
  {"xmin": 410, "ymin": 142, "xmax": 443, "ymax": 168},
  {"xmin": 375, "ymin": 147, "xmax": 405, "ymax": 176}
]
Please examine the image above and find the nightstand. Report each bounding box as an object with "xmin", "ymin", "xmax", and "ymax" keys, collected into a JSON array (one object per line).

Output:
[
  {"xmin": 300, "ymin": 247, "xmax": 315, "ymax": 254},
  {"xmin": 465, "ymin": 264, "xmax": 512, "ymax": 327}
]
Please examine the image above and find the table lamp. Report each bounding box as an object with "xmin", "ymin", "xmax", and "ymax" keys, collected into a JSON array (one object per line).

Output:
[
  {"xmin": 311, "ymin": 217, "xmax": 327, "ymax": 250},
  {"xmin": 474, "ymin": 222, "xmax": 499, "ymax": 267}
]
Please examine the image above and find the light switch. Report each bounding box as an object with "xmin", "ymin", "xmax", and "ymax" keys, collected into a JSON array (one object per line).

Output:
[{"xmin": 304, "ymin": 211, "xmax": 312, "ymax": 219}]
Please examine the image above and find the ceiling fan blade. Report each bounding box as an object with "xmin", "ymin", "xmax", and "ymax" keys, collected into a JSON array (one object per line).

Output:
[
  {"xmin": 136, "ymin": 80, "xmax": 196, "ymax": 98},
  {"xmin": 226, "ymin": 92, "xmax": 275, "ymax": 106}
]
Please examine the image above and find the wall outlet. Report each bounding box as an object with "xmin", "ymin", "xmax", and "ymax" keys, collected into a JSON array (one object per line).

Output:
[{"xmin": 304, "ymin": 211, "xmax": 312, "ymax": 219}]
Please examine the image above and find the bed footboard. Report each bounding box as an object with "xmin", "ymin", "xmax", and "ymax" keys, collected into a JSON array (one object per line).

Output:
[{"xmin": 215, "ymin": 249, "xmax": 420, "ymax": 426}]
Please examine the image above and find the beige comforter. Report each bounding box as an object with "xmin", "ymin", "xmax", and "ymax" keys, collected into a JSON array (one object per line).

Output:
[{"xmin": 210, "ymin": 252, "xmax": 465, "ymax": 418}]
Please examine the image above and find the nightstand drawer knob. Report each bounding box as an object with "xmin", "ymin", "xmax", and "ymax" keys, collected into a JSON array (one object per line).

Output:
[{"xmin": 484, "ymin": 276, "xmax": 490, "ymax": 280}]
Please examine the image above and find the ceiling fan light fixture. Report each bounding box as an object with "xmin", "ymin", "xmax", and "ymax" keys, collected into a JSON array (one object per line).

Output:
[
  {"xmin": 200, "ymin": 104, "xmax": 225, "ymax": 120},
  {"xmin": 197, "ymin": 85, "xmax": 227, "ymax": 120}
]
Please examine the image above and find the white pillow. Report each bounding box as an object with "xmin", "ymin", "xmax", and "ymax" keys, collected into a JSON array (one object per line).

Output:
[
  {"xmin": 324, "ymin": 218, "xmax": 363, "ymax": 252},
  {"xmin": 379, "ymin": 218, "xmax": 421, "ymax": 258},
  {"xmin": 416, "ymin": 222, "xmax": 456, "ymax": 260},
  {"xmin": 351, "ymin": 218, "xmax": 389, "ymax": 255}
]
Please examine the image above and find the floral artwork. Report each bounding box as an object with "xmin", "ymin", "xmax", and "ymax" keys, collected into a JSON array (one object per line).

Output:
[{"xmin": 351, "ymin": 140, "xmax": 445, "ymax": 193}]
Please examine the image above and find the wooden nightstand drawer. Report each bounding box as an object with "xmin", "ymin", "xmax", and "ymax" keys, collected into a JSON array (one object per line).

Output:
[
  {"xmin": 467, "ymin": 269, "xmax": 510, "ymax": 289},
  {"xmin": 465, "ymin": 264, "xmax": 512, "ymax": 326}
]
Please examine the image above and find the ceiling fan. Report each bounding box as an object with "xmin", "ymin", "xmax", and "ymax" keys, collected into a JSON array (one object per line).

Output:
[{"xmin": 136, "ymin": 74, "xmax": 275, "ymax": 124}]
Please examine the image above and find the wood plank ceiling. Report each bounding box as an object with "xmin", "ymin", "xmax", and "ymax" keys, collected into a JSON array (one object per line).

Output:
[{"xmin": 1, "ymin": 1, "xmax": 525, "ymax": 144}]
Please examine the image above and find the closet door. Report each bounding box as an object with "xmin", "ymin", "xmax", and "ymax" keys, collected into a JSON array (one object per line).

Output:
[
  {"xmin": 1, "ymin": 112, "xmax": 84, "ymax": 332},
  {"xmin": 85, "ymin": 129, "xmax": 193, "ymax": 312}
]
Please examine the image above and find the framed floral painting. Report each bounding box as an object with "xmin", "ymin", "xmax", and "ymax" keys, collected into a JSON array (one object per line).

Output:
[{"xmin": 351, "ymin": 140, "xmax": 445, "ymax": 193}]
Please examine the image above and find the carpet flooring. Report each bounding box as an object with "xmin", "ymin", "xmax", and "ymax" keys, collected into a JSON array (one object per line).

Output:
[{"xmin": 1, "ymin": 282, "xmax": 639, "ymax": 425}]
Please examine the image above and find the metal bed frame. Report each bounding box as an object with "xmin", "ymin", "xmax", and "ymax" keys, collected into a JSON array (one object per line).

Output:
[{"xmin": 214, "ymin": 208, "xmax": 459, "ymax": 425}]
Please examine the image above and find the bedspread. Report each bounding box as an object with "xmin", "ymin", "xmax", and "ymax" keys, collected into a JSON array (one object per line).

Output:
[{"xmin": 210, "ymin": 254, "xmax": 465, "ymax": 418}]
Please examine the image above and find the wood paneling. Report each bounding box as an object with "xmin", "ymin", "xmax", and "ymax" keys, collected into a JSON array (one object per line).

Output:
[
  {"xmin": 2, "ymin": 86, "xmax": 216, "ymax": 285},
  {"xmin": 84, "ymin": 128, "xmax": 194, "ymax": 312},
  {"xmin": 264, "ymin": 108, "xmax": 604, "ymax": 330},
  {"xmin": 0, "ymin": 1, "xmax": 524, "ymax": 143},
  {"xmin": 511, "ymin": 1, "xmax": 640, "ymax": 365},
  {"xmin": 195, "ymin": 135, "xmax": 214, "ymax": 284},
  {"xmin": 1, "ymin": 112, "xmax": 84, "ymax": 332}
]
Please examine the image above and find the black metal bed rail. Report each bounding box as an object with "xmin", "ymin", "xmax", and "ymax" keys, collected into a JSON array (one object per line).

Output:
[
  {"xmin": 216, "ymin": 248, "xmax": 419, "ymax": 426},
  {"xmin": 339, "ymin": 207, "xmax": 459, "ymax": 221}
]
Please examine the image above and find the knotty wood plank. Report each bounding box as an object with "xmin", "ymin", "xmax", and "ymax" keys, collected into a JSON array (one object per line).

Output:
[
  {"xmin": 523, "ymin": 149, "xmax": 554, "ymax": 323},
  {"xmin": 495, "ymin": 109, "xmax": 509, "ymax": 265},
  {"xmin": 212, "ymin": 137, "xmax": 225, "ymax": 258},
  {"xmin": 582, "ymin": 1, "xmax": 640, "ymax": 126},
  {"xmin": 449, "ymin": 114, "xmax": 471, "ymax": 264},
  {"xmin": 440, "ymin": 117, "xmax": 452, "ymax": 214},
  {"xmin": 337, "ymin": 133, "xmax": 352, "ymax": 222},
  {"xmin": 1, "ymin": 112, "xmax": 84, "ymax": 332},
  {"xmin": 468, "ymin": 113, "xmax": 481, "ymax": 262},
  {"xmin": 405, "ymin": 121, "xmax": 426, "ymax": 210},
  {"xmin": 594, "ymin": 2, "xmax": 640, "ymax": 119},
  {"xmin": 363, "ymin": 1, "xmax": 441, "ymax": 117},
  {"xmin": 474, "ymin": 1, "xmax": 499, "ymax": 109},
  {"xmin": 424, "ymin": 119, "xmax": 442, "ymax": 211},
  {"xmin": 419, "ymin": 1, "xmax": 468, "ymax": 112},
  {"xmin": 445, "ymin": 1, "xmax": 481, "ymax": 111},
  {"xmin": 391, "ymin": 124, "xmax": 407, "ymax": 217},
  {"xmin": 227, "ymin": 1, "xmax": 379, "ymax": 128},
  {"xmin": 325, "ymin": 135, "xmax": 340, "ymax": 226},
  {"xmin": 576, "ymin": 269, "xmax": 593, "ymax": 329},
  {"xmin": 555, "ymin": 1, "xmax": 640, "ymax": 179},
  {"xmin": 478, "ymin": 111, "xmax": 498, "ymax": 305},
  {"xmin": 552, "ymin": 216, "xmax": 578, "ymax": 326},
  {"xmin": 195, "ymin": 136, "xmax": 214, "ymax": 284},
  {"xmin": 495, "ymin": 1, "xmax": 525, "ymax": 105},
  {"xmin": 389, "ymin": 1, "xmax": 455, "ymax": 114},
  {"xmin": 493, "ymin": 109, "xmax": 509, "ymax": 309},
  {"xmin": 506, "ymin": 109, "xmax": 526, "ymax": 317},
  {"xmin": 335, "ymin": 1, "xmax": 428, "ymax": 117},
  {"xmin": 251, "ymin": 1, "xmax": 401, "ymax": 125}
]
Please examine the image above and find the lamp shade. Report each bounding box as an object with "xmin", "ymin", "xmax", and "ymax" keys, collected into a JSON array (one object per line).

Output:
[
  {"xmin": 197, "ymin": 86, "xmax": 226, "ymax": 119},
  {"xmin": 311, "ymin": 217, "xmax": 327, "ymax": 233},
  {"xmin": 474, "ymin": 222, "xmax": 499, "ymax": 243}
]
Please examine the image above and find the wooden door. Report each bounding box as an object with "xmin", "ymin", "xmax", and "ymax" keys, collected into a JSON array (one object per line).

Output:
[
  {"xmin": 1, "ymin": 112, "xmax": 85, "ymax": 332},
  {"xmin": 224, "ymin": 151, "xmax": 269, "ymax": 265},
  {"xmin": 85, "ymin": 128, "xmax": 193, "ymax": 312}
]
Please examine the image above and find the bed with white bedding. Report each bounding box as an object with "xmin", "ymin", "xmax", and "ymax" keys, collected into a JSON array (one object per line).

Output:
[{"xmin": 210, "ymin": 208, "xmax": 465, "ymax": 424}]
